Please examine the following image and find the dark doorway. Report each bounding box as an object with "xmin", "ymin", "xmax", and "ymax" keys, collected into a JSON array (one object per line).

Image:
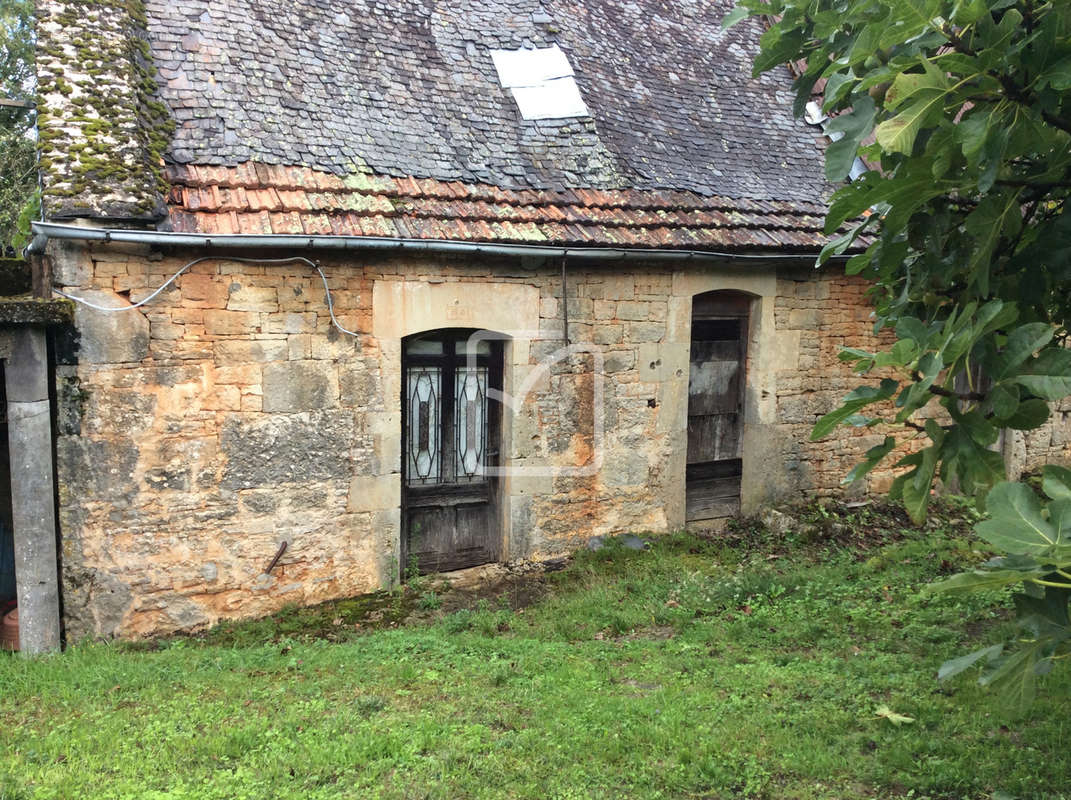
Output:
[
  {"xmin": 401, "ymin": 329, "xmax": 503, "ymax": 575},
  {"xmin": 686, "ymin": 292, "xmax": 750, "ymax": 522}
]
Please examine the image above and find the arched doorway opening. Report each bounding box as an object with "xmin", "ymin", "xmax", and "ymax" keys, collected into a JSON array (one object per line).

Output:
[
  {"xmin": 401, "ymin": 328, "xmax": 504, "ymax": 574},
  {"xmin": 686, "ymin": 291, "xmax": 752, "ymax": 522}
]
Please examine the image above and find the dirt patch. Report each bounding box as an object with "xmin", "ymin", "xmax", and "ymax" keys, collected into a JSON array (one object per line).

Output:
[
  {"xmin": 404, "ymin": 568, "xmax": 555, "ymax": 624},
  {"xmin": 719, "ymin": 499, "xmax": 978, "ymax": 556},
  {"xmin": 129, "ymin": 558, "xmax": 564, "ymax": 650}
]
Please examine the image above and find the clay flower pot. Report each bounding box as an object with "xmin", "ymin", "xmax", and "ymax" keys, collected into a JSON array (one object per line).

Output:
[{"xmin": 1, "ymin": 607, "xmax": 18, "ymax": 652}]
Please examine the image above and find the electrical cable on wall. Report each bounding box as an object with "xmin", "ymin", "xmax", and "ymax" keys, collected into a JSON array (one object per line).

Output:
[{"xmin": 54, "ymin": 255, "xmax": 360, "ymax": 337}]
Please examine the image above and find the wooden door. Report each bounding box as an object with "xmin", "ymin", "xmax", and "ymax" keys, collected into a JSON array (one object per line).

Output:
[
  {"xmin": 686, "ymin": 293, "xmax": 749, "ymax": 521},
  {"xmin": 402, "ymin": 330, "xmax": 502, "ymax": 575}
]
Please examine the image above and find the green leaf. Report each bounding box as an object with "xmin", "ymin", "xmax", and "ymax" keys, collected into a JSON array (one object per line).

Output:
[
  {"xmin": 1004, "ymin": 398, "xmax": 1050, "ymax": 431},
  {"xmin": 937, "ymin": 643, "xmax": 1003, "ymax": 680},
  {"xmin": 1015, "ymin": 348, "xmax": 1071, "ymax": 400},
  {"xmin": 895, "ymin": 317, "xmax": 930, "ymax": 347},
  {"xmin": 950, "ymin": 0, "xmax": 988, "ymax": 25},
  {"xmin": 1038, "ymin": 56, "xmax": 1071, "ymax": 90},
  {"xmin": 902, "ymin": 427, "xmax": 943, "ymax": 523},
  {"xmin": 957, "ymin": 112, "xmax": 994, "ymax": 164},
  {"xmin": 824, "ymin": 96, "xmax": 877, "ymax": 181},
  {"xmin": 991, "ymin": 323, "xmax": 1055, "ymax": 380},
  {"xmin": 964, "ymin": 191, "xmax": 1023, "ymax": 298},
  {"xmin": 811, "ymin": 379, "xmax": 899, "ymax": 441},
  {"xmin": 1042, "ymin": 465, "xmax": 1071, "ymax": 501},
  {"xmin": 720, "ymin": 6, "xmax": 750, "ymax": 31},
  {"xmin": 929, "ymin": 568, "xmax": 1046, "ymax": 595},
  {"xmin": 884, "ymin": 67, "xmax": 949, "ymax": 111},
  {"xmin": 842, "ymin": 436, "xmax": 896, "ymax": 485},
  {"xmin": 1014, "ymin": 587, "xmax": 1071, "ymax": 635},
  {"xmin": 875, "ymin": 97, "xmax": 945, "ymax": 154},
  {"xmin": 818, "ymin": 215, "xmax": 874, "ymax": 266},
  {"xmin": 990, "ymin": 383, "xmax": 1020, "ymax": 419},
  {"xmin": 979, "ymin": 640, "xmax": 1043, "ymax": 712},
  {"xmin": 874, "ymin": 704, "xmax": 915, "ymax": 726},
  {"xmin": 977, "ymin": 482, "xmax": 1059, "ymax": 556},
  {"xmin": 821, "ymin": 71, "xmax": 857, "ymax": 110},
  {"xmin": 754, "ymin": 27, "xmax": 805, "ymax": 75}
]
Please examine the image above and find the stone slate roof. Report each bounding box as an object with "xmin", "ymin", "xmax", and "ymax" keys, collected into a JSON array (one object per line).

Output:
[
  {"xmin": 164, "ymin": 163, "xmax": 834, "ymax": 250},
  {"xmin": 145, "ymin": 0, "xmax": 830, "ymax": 205}
]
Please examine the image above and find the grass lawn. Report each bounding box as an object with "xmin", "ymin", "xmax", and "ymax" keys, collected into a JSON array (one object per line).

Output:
[{"xmin": 1, "ymin": 503, "xmax": 1068, "ymax": 800}]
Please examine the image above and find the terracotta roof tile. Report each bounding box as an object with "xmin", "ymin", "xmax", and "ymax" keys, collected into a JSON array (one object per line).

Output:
[
  {"xmin": 236, "ymin": 211, "xmax": 273, "ymax": 235},
  {"xmin": 301, "ymin": 213, "xmax": 333, "ymax": 235},
  {"xmin": 163, "ymin": 162, "xmax": 839, "ymax": 253}
]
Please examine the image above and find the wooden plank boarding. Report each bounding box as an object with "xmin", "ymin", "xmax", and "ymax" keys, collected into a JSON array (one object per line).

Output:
[{"xmin": 686, "ymin": 293, "xmax": 749, "ymax": 522}]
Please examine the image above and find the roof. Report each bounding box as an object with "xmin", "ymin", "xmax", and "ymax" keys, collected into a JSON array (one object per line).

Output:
[
  {"xmin": 165, "ymin": 163, "xmax": 834, "ymax": 251},
  {"xmin": 145, "ymin": 0, "xmax": 830, "ymax": 206}
]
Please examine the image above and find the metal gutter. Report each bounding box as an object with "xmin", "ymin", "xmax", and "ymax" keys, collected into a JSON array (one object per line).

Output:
[{"xmin": 29, "ymin": 221, "xmax": 829, "ymax": 264}]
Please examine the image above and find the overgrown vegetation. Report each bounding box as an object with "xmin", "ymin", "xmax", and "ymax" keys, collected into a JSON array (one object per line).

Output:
[
  {"xmin": 1, "ymin": 507, "xmax": 1067, "ymax": 799},
  {"xmin": 728, "ymin": 0, "xmax": 1071, "ymax": 711},
  {"xmin": 0, "ymin": 0, "xmax": 36, "ymax": 255}
]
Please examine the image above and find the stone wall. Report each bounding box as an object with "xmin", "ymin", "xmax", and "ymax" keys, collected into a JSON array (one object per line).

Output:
[{"xmin": 50, "ymin": 244, "xmax": 1071, "ymax": 639}]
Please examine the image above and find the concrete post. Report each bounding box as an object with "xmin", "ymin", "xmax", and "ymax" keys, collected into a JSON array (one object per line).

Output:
[{"xmin": 5, "ymin": 327, "xmax": 61, "ymax": 653}]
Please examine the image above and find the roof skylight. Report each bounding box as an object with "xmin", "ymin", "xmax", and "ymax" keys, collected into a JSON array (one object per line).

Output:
[{"xmin": 490, "ymin": 45, "xmax": 590, "ymax": 121}]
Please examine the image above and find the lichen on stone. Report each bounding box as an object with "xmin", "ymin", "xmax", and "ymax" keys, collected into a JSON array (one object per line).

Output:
[{"xmin": 35, "ymin": 0, "xmax": 175, "ymax": 221}]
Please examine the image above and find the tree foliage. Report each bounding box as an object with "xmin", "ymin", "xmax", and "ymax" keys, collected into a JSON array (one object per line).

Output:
[
  {"xmin": 727, "ymin": 0, "xmax": 1071, "ymax": 712},
  {"xmin": 0, "ymin": 0, "xmax": 36, "ymax": 256}
]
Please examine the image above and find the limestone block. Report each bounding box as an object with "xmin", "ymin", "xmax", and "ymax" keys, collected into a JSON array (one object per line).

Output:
[
  {"xmin": 627, "ymin": 321, "xmax": 665, "ymax": 343},
  {"xmin": 656, "ymin": 378, "xmax": 688, "ymax": 435},
  {"xmin": 593, "ymin": 300, "xmax": 616, "ymax": 320},
  {"xmin": 602, "ymin": 276, "xmax": 635, "ymax": 300},
  {"xmin": 665, "ymin": 296, "xmax": 690, "ymax": 343},
  {"xmin": 219, "ymin": 411, "xmax": 355, "ymax": 489},
  {"xmin": 508, "ymin": 494, "xmax": 535, "ymax": 558},
  {"xmin": 602, "ymin": 451, "xmax": 649, "ymax": 486},
  {"xmin": 347, "ymin": 473, "xmax": 400, "ymax": 512},
  {"xmin": 74, "ymin": 290, "xmax": 150, "ymax": 364},
  {"xmin": 788, "ymin": 308, "xmax": 822, "ymax": 330},
  {"xmin": 262, "ymin": 361, "xmax": 340, "ymax": 412},
  {"xmin": 507, "ymin": 408, "xmax": 541, "ymax": 459},
  {"xmin": 647, "ymin": 302, "xmax": 668, "ymax": 322},
  {"xmin": 288, "ymin": 335, "xmax": 312, "ymax": 360},
  {"xmin": 616, "ymin": 301, "xmax": 648, "ymax": 321},
  {"xmin": 203, "ymin": 385, "xmax": 242, "ymax": 411},
  {"xmin": 84, "ymin": 388, "xmax": 157, "ymax": 435},
  {"xmin": 311, "ymin": 330, "xmax": 359, "ymax": 360},
  {"xmin": 368, "ymin": 411, "xmax": 401, "ymax": 474},
  {"xmin": 509, "ymin": 471, "xmax": 555, "ymax": 496},
  {"xmin": 771, "ymin": 329, "xmax": 802, "ymax": 372},
  {"xmin": 372, "ymin": 280, "xmax": 540, "ymax": 339},
  {"xmin": 215, "ymin": 339, "xmax": 289, "ymax": 362},
  {"xmin": 593, "ymin": 323, "xmax": 622, "ymax": 345},
  {"xmin": 211, "ymin": 364, "xmax": 261, "ymax": 386},
  {"xmin": 51, "ymin": 240, "xmax": 94, "ymax": 286},
  {"xmin": 178, "ymin": 274, "xmax": 229, "ymax": 307},
  {"xmin": 637, "ymin": 343, "xmax": 662, "ymax": 382},
  {"xmin": 227, "ymin": 285, "xmax": 279, "ymax": 312},
  {"xmin": 509, "ymin": 337, "xmax": 530, "ymax": 367},
  {"xmin": 565, "ymin": 297, "xmax": 593, "ymax": 320},
  {"xmin": 603, "ymin": 350, "xmax": 636, "ymax": 373},
  {"xmin": 339, "ymin": 363, "xmax": 379, "ymax": 403},
  {"xmin": 204, "ymin": 309, "xmax": 258, "ymax": 336}
]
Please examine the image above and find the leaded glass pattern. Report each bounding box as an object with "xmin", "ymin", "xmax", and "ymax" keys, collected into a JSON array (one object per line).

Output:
[
  {"xmin": 406, "ymin": 367, "xmax": 441, "ymax": 485},
  {"xmin": 455, "ymin": 366, "xmax": 488, "ymax": 479}
]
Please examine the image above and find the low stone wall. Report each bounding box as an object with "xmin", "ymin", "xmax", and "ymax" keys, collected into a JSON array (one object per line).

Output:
[{"xmin": 49, "ymin": 243, "xmax": 1071, "ymax": 639}]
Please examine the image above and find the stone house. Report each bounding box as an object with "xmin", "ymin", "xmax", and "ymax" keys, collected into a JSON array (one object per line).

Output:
[{"xmin": 14, "ymin": 0, "xmax": 1070, "ymax": 646}]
